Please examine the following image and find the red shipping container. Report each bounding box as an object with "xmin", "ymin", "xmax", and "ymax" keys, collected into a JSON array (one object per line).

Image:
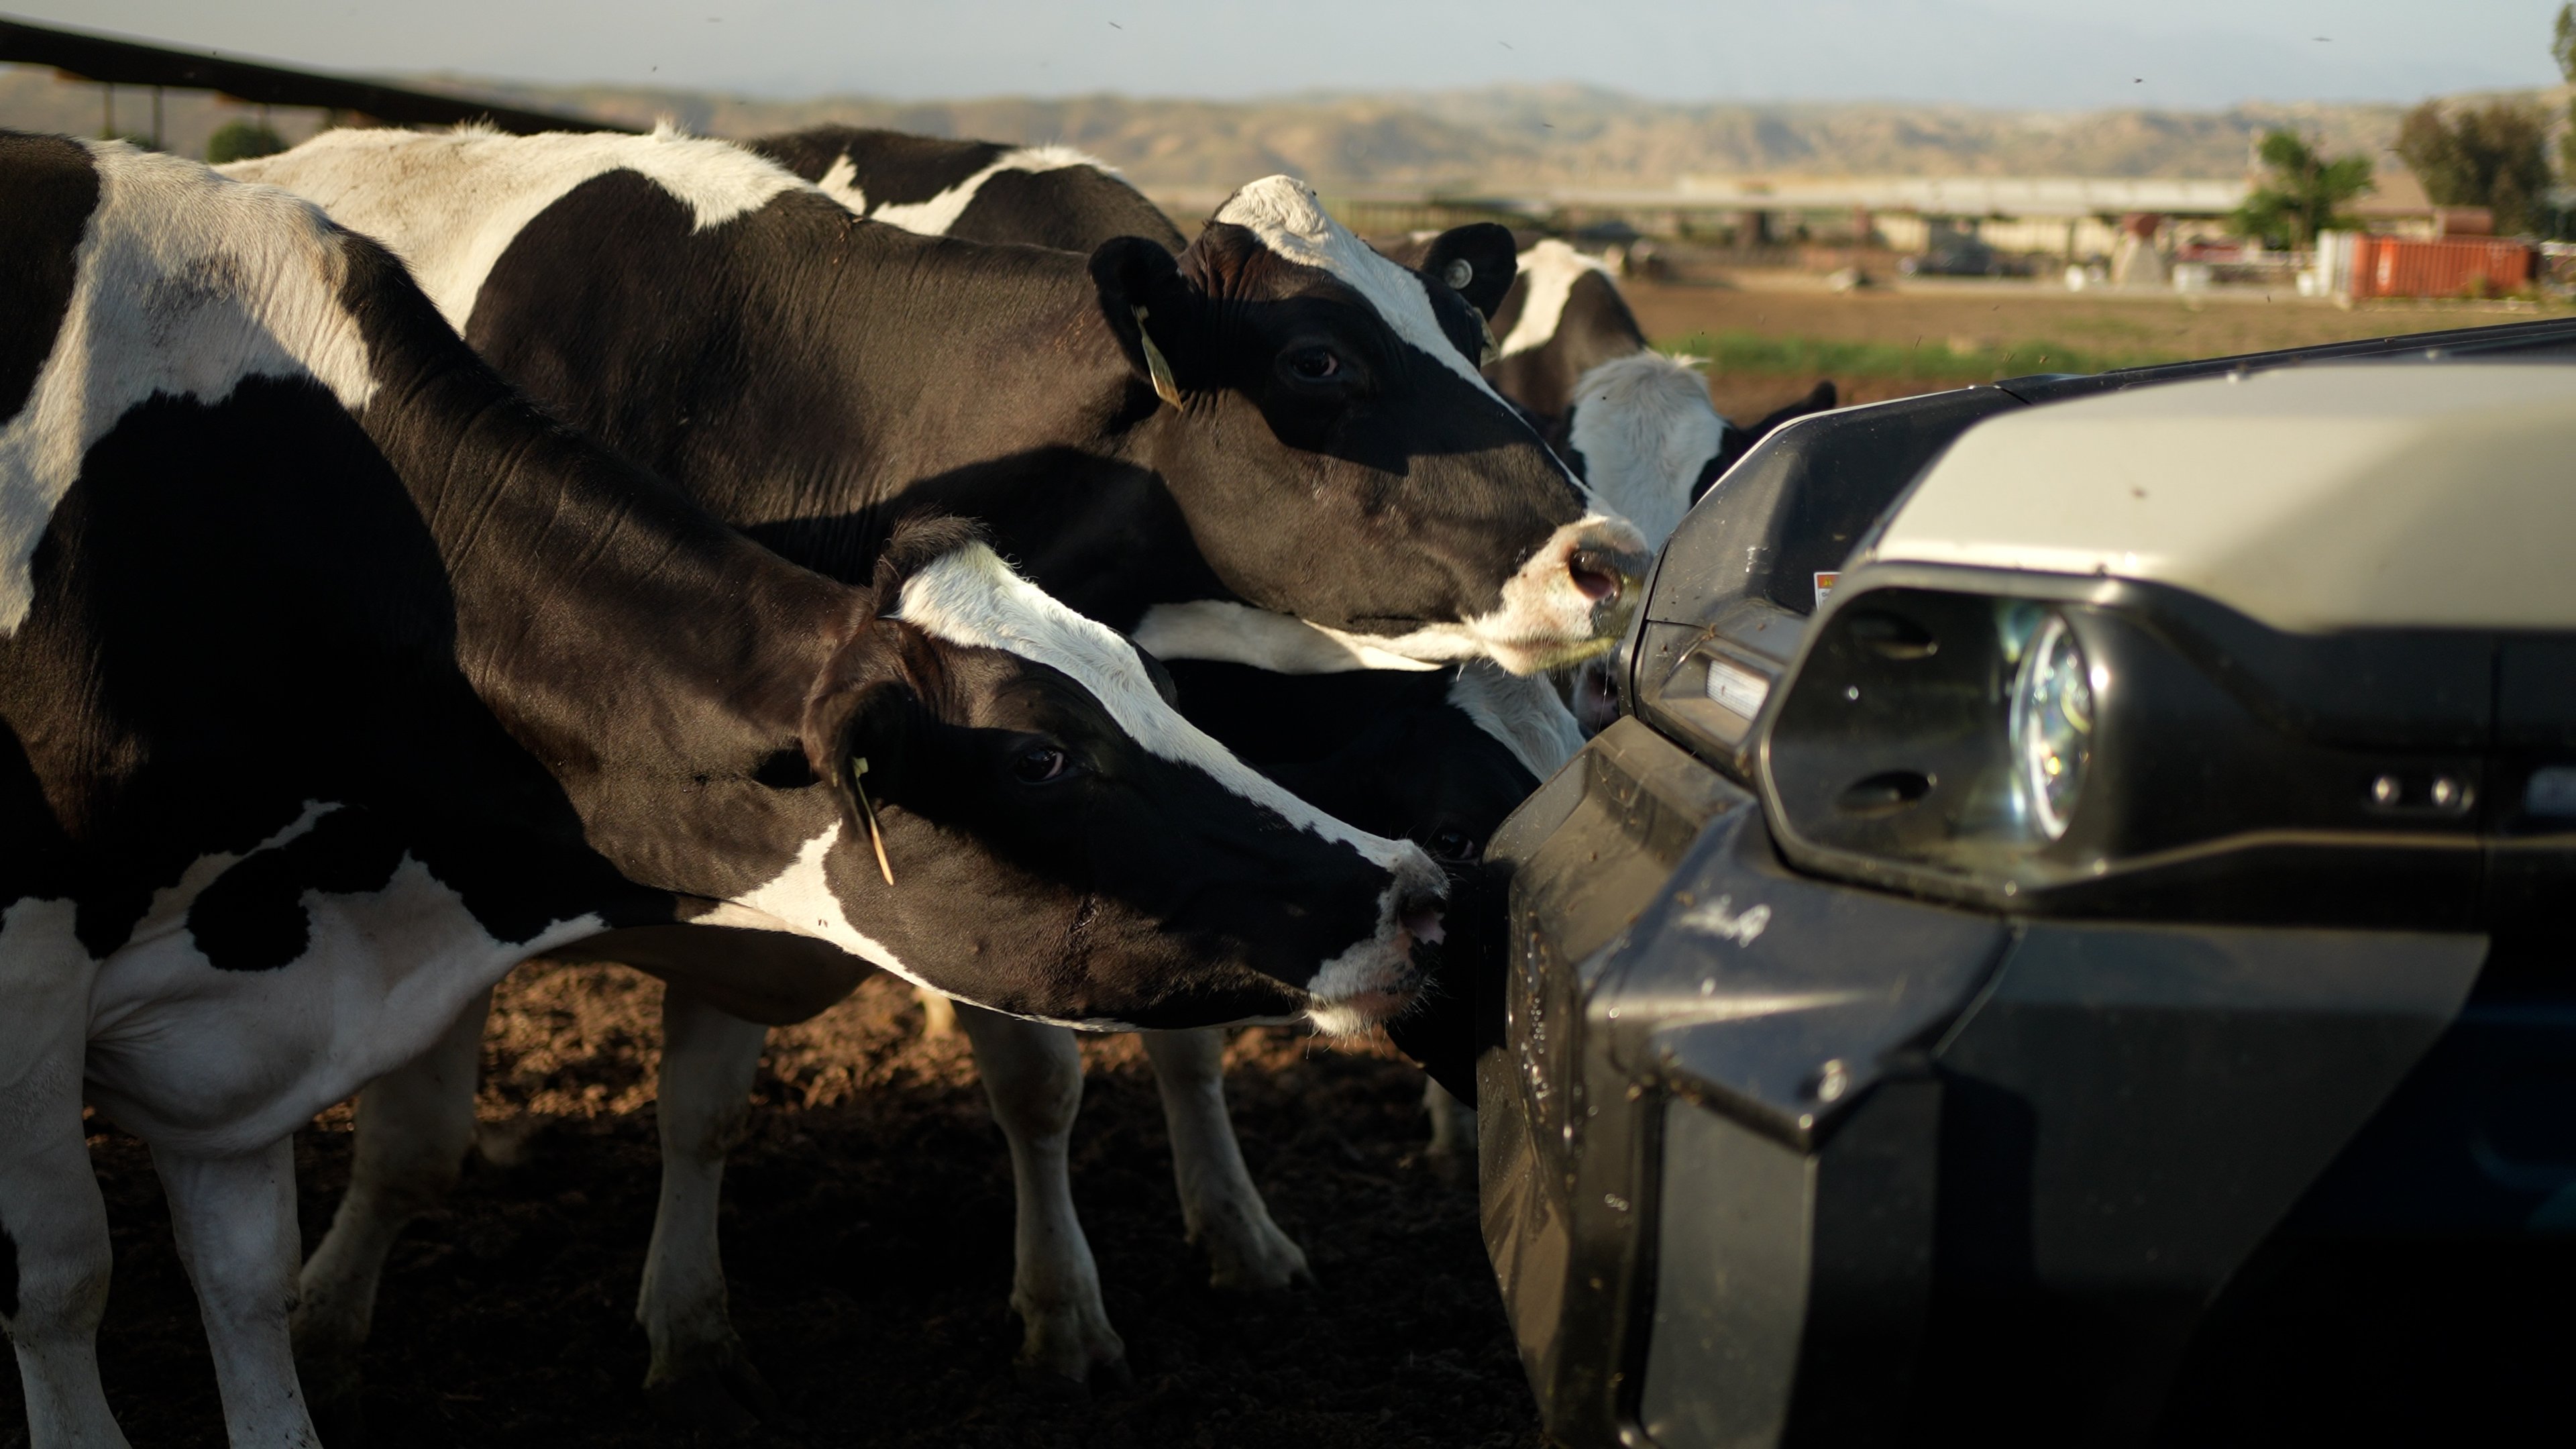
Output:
[{"xmin": 2349, "ymin": 235, "xmax": 2535, "ymax": 299}]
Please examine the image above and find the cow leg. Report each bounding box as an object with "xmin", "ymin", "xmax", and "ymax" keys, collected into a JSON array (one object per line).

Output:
[
  {"xmin": 1138, "ymin": 1028, "xmax": 1310, "ymax": 1291},
  {"xmin": 292, "ymin": 988, "xmax": 490, "ymax": 1437},
  {"xmin": 155, "ymin": 1137, "xmax": 322, "ymax": 1447},
  {"xmin": 1424, "ymin": 1076, "xmax": 1479, "ymax": 1161},
  {"xmin": 914, "ymin": 986, "xmax": 958, "ymax": 1040},
  {"xmin": 0, "ymin": 943, "xmax": 129, "ymax": 1449},
  {"xmin": 952, "ymin": 1003, "xmax": 1127, "ymax": 1391},
  {"xmin": 635, "ymin": 985, "xmax": 775, "ymax": 1429}
]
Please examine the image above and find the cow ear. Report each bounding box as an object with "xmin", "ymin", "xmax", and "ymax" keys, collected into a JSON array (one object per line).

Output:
[
  {"xmin": 1090, "ymin": 235, "xmax": 1192, "ymax": 407},
  {"xmin": 802, "ymin": 672, "xmax": 920, "ymax": 830},
  {"xmin": 1418, "ymin": 223, "xmax": 1517, "ymax": 319}
]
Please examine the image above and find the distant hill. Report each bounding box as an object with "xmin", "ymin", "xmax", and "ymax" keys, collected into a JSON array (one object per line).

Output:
[
  {"xmin": 433, "ymin": 78, "xmax": 2444, "ymax": 198},
  {"xmin": 11, "ymin": 61, "xmax": 2567, "ymax": 203}
]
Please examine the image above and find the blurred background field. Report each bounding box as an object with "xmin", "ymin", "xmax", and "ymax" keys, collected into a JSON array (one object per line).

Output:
[{"xmin": 1619, "ymin": 276, "xmax": 2576, "ymax": 413}]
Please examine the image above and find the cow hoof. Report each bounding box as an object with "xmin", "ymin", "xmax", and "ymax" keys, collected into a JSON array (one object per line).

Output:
[
  {"xmin": 644, "ymin": 1338, "xmax": 780, "ymax": 1436},
  {"xmin": 1012, "ymin": 1298, "xmax": 1128, "ymax": 1395},
  {"xmin": 1201, "ymin": 1217, "xmax": 1312, "ymax": 1292}
]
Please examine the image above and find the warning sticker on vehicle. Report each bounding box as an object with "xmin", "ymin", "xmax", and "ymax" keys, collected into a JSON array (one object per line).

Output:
[{"xmin": 1813, "ymin": 572, "xmax": 1840, "ymax": 609}]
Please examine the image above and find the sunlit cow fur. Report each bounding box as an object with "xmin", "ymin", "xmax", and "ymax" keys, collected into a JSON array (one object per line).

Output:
[
  {"xmin": 751, "ymin": 124, "xmax": 1186, "ymax": 254},
  {"xmin": 229, "ymin": 126, "xmax": 1646, "ymax": 675},
  {"xmin": 0, "ymin": 134, "xmax": 1442, "ymax": 1446}
]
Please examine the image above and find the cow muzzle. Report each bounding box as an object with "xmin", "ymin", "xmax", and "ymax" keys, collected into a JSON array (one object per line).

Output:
[
  {"xmin": 1304, "ymin": 847, "xmax": 1448, "ymax": 1036},
  {"xmin": 1475, "ymin": 515, "xmax": 1651, "ymax": 676}
]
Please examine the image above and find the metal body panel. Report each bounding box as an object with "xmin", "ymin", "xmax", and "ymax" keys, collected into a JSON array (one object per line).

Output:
[{"xmin": 1491, "ymin": 318, "xmax": 2576, "ymax": 1447}]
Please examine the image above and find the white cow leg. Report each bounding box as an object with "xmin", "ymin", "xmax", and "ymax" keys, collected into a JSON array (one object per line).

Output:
[
  {"xmin": 1424, "ymin": 1076, "xmax": 1479, "ymax": 1161},
  {"xmin": 1, "ymin": 1044, "xmax": 130, "ymax": 1447},
  {"xmin": 1139, "ymin": 1028, "xmax": 1310, "ymax": 1290},
  {"xmin": 290, "ymin": 987, "xmax": 490, "ymax": 1434},
  {"xmin": 635, "ymin": 985, "xmax": 775, "ymax": 1428},
  {"xmin": 914, "ymin": 986, "xmax": 959, "ymax": 1039},
  {"xmin": 953, "ymin": 1003, "xmax": 1127, "ymax": 1391},
  {"xmin": 155, "ymin": 1138, "xmax": 321, "ymax": 1447}
]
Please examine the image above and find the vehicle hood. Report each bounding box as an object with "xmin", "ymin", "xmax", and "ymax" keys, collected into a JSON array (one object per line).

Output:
[{"xmin": 1864, "ymin": 362, "xmax": 2576, "ymax": 633}]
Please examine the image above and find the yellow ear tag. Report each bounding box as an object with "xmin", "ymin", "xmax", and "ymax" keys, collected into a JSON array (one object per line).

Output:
[
  {"xmin": 1474, "ymin": 309, "xmax": 1502, "ymax": 369},
  {"xmin": 1132, "ymin": 305, "xmax": 1183, "ymax": 408},
  {"xmin": 851, "ymin": 756, "xmax": 895, "ymax": 886}
]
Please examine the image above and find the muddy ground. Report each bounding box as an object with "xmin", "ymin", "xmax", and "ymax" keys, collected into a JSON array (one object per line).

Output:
[{"xmin": 14, "ymin": 965, "xmax": 1542, "ymax": 1448}]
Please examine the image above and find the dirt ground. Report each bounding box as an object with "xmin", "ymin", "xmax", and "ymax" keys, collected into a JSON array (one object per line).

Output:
[
  {"xmin": 15, "ymin": 966, "xmax": 1539, "ymax": 1448},
  {"xmin": 1623, "ymin": 274, "xmax": 2576, "ymax": 418}
]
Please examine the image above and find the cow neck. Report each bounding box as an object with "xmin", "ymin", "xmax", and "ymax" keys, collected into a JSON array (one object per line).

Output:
[
  {"xmin": 356, "ymin": 246, "xmax": 854, "ymax": 892},
  {"xmin": 685, "ymin": 213, "xmax": 1211, "ymax": 621}
]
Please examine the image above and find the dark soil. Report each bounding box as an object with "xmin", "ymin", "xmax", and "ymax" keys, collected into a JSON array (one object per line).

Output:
[{"xmin": 13, "ymin": 965, "xmax": 1543, "ymax": 1448}]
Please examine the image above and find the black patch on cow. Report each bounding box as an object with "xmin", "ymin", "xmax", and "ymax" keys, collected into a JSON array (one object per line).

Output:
[
  {"xmin": 0, "ymin": 131, "xmax": 98, "ymax": 426},
  {"xmin": 0, "ymin": 718, "xmax": 72, "ymax": 909},
  {"xmin": 956, "ymin": 166, "xmax": 1185, "ymax": 252},
  {"xmin": 185, "ymin": 805, "xmax": 409, "ymax": 970}
]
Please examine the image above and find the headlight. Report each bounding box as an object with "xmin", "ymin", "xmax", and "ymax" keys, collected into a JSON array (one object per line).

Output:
[
  {"xmin": 1754, "ymin": 568, "xmax": 2493, "ymax": 928},
  {"xmin": 2008, "ymin": 611, "xmax": 2094, "ymax": 839}
]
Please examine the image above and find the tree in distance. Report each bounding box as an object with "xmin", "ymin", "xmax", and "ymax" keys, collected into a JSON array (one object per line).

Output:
[
  {"xmin": 207, "ymin": 120, "xmax": 288, "ymax": 164},
  {"xmin": 2394, "ymin": 100, "xmax": 2551, "ymax": 237},
  {"xmin": 2231, "ymin": 131, "xmax": 2373, "ymax": 250}
]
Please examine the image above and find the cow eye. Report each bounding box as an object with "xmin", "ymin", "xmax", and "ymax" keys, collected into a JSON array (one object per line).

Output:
[
  {"xmin": 1012, "ymin": 745, "xmax": 1074, "ymax": 785},
  {"xmin": 1427, "ymin": 826, "xmax": 1479, "ymax": 861},
  {"xmin": 1282, "ymin": 346, "xmax": 1343, "ymax": 384}
]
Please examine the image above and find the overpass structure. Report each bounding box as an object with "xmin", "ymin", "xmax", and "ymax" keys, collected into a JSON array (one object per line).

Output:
[{"xmin": 0, "ymin": 13, "xmax": 629, "ymax": 138}]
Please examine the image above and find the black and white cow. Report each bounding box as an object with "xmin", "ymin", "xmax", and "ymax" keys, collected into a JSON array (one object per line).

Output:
[
  {"xmin": 750, "ymin": 124, "xmax": 1187, "ymax": 253},
  {"xmin": 231, "ymin": 125, "xmax": 1644, "ymax": 675},
  {"xmin": 230, "ymin": 125, "xmax": 1609, "ymax": 1405},
  {"xmin": 0, "ymin": 134, "xmax": 1444, "ymax": 1447}
]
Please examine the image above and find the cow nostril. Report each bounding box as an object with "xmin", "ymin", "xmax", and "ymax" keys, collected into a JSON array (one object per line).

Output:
[
  {"xmin": 1568, "ymin": 548, "xmax": 1622, "ymax": 604},
  {"xmin": 1401, "ymin": 895, "xmax": 1446, "ymax": 947}
]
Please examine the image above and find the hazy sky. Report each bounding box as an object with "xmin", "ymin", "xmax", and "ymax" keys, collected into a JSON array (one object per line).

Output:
[{"xmin": 20, "ymin": 1, "xmax": 2571, "ymax": 109}]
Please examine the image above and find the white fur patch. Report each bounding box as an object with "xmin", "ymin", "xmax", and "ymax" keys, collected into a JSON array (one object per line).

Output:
[
  {"xmin": 1214, "ymin": 177, "xmax": 1553, "ymax": 431},
  {"xmin": 223, "ymin": 125, "xmax": 808, "ymax": 331},
  {"xmin": 80, "ymin": 804, "xmax": 609, "ymax": 1155},
  {"xmin": 1131, "ymin": 600, "xmax": 1442, "ymax": 674},
  {"xmin": 1, "ymin": 142, "xmax": 380, "ymax": 636},
  {"xmin": 867, "ymin": 144, "xmax": 1114, "ymax": 237},
  {"xmin": 897, "ymin": 543, "xmax": 1432, "ymax": 871},
  {"xmin": 812, "ymin": 153, "xmax": 869, "ymax": 214},
  {"xmin": 1445, "ymin": 660, "xmax": 1583, "ymax": 781},
  {"xmin": 0, "ymin": 897, "xmax": 93, "ymax": 1131},
  {"xmin": 1566, "ymin": 350, "xmax": 1731, "ymax": 551},
  {"xmin": 1498, "ymin": 239, "xmax": 1613, "ymax": 358},
  {"xmin": 1311, "ymin": 513, "xmax": 1650, "ymax": 676}
]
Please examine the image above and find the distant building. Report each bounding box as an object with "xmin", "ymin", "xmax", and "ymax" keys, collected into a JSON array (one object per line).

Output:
[{"xmin": 1318, "ymin": 169, "xmax": 2506, "ymax": 262}]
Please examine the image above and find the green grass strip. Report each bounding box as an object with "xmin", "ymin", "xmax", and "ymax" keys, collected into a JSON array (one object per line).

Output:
[{"xmin": 1656, "ymin": 329, "xmax": 2191, "ymax": 380}]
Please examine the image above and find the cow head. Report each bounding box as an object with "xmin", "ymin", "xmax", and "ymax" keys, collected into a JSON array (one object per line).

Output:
[
  {"xmin": 1089, "ymin": 178, "xmax": 1648, "ymax": 676},
  {"xmin": 793, "ymin": 520, "xmax": 1447, "ymax": 1032}
]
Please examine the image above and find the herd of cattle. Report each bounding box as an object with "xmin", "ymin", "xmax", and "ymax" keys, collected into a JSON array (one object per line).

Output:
[{"xmin": 0, "ymin": 121, "xmax": 1832, "ymax": 1445}]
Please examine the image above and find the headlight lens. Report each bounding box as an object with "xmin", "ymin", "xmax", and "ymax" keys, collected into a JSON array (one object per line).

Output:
[{"xmin": 2009, "ymin": 612, "xmax": 2093, "ymax": 839}]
